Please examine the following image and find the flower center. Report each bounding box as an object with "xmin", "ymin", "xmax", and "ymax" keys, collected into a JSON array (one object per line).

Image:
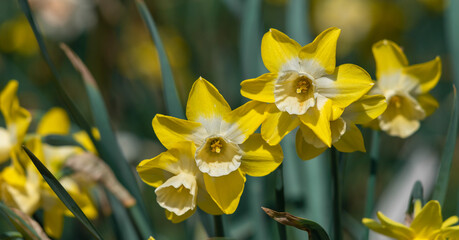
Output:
[
  {"xmin": 296, "ymin": 76, "xmax": 311, "ymax": 94},
  {"xmin": 210, "ymin": 139, "xmax": 223, "ymax": 153},
  {"xmin": 389, "ymin": 95, "xmax": 402, "ymax": 108}
]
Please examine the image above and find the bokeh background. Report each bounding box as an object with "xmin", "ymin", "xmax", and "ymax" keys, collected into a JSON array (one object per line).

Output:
[{"xmin": 0, "ymin": 0, "xmax": 457, "ymax": 239}]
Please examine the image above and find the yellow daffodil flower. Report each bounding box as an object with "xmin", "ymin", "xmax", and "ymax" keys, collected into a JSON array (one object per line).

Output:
[
  {"xmin": 296, "ymin": 94, "xmax": 387, "ymax": 160},
  {"xmin": 363, "ymin": 200, "xmax": 459, "ymax": 239},
  {"xmin": 369, "ymin": 40, "xmax": 441, "ymax": 138},
  {"xmin": 137, "ymin": 142, "xmax": 223, "ymax": 222},
  {"xmin": 152, "ymin": 77, "xmax": 283, "ymax": 214},
  {"xmin": 240, "ymin": 28, "xmax": 374, "ymax": 147},
  {"xmin": 0, "ymin": 80, "xmax": 31, "ymax": 170}
]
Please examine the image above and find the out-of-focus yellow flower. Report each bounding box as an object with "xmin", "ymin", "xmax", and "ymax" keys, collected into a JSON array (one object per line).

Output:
[
  {"xmin": 0, "ymin": 80, "xmax": 31, "ymax": 170},
  {"xmin": 369, "ymin": 40, "xmax": 441, "ymax": 138},
  {"xmin": 137, "ymin": 142, "xmax": 223, "ymax": 222},
  {"xmin": 152, "ymin": 77, "xmax": 283, "ymax": 214},
  {"xmin": 363, "ymin": 200, "xmax": 459, "ymax": 239},
  {"xmin": 0, "ymin": 16, "xmax": 39, "ymax": 56},
  {"xmin": 296, "ymin": 94, "xmax": 387, "ymax": 160},
  {"xmin": 241, "ymin": 28, "xmax": 373, "ymax": 147}
]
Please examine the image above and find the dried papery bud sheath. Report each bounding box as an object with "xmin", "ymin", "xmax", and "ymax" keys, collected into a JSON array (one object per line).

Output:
[
  {"xmin": 65, "ymin": 152, "xmax": 136, "ymax": 207},
  {"xmin": 10, "ymin": 207, "xmax": 51, "ymax": 240},
  {"xmin": 261, "ymin": 207, "xmax": 330, "ymax": 240}
]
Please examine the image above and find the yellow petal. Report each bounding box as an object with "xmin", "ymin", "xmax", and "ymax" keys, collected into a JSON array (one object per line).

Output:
[
  {"xmin": 73, "ymin": 130, "xmax": 98, "ymax": 154},
  {"xmin": 299, "ymin": 27, "xmax": 341, "ymax": 74},
  {"xmin": 155, "ymin": 173, "xmax": 197, "ymax": 216},
  {"xmin": 417, "ymin": 93, "xmax": 438, "ymax": 117},
  {"xmin": 239, "ymin": 134, "xmax": 283, "ymax": 176},
  {"xmin": 376, "ymin": 212, "xmax": 415, "ymax": 239},
  {"xmin": 136, "ymin": 151, "xmax": 178, "ymax": 187},
  {"xmin": 410, "ymin": 200, "xmax": 443, "ymax": 236},
  {"xmin": 261, "ymin": 104, "xmax": 300, "ymax": 146},
  {"xmin": 203, "ymin": 169, "xmax": 246, "ymax": 214},
  {"xmin": 186, "ymin": 77, "xmax": 231, "ymax": 123},
  {"xmin": 295, "ymin": 129, "xmax": 327, "ymax": 160},
  {"xmin": 165, "ymin": 208, "xmax": 196, "ymax": 223},
  {"xmin": 197, "ymin": 187, "xmax": 224, "ymax": 215},
  {"xmin": 404, "ymin": 56, "xmax": 441, "ymax": 94},
  {"xmin": 341, "ymin": 95, "xmax": 387, "ymax": 125},
  {"xmin": 298, "ymin": 98, "xmax": 333, "ymax": 147},
  {"xmin": 0, "ymin": 128, "xmax": 12, "ymax": 164},
  {"xmin": 442, "ymin": 216, "xmax": 458, "ymax": 228},
  {"xmin": 373, "ymin": 40, "xmax": 409, "ymax": 78},
  {"xmin": 152, "ymin": 114, "xmax": 205, "ymax": 149},
  {"xmin": 37, "ymin": 108, "xmax": 70, "ymax": 135},
  {"xmin": 44, "ymin": 206, "xmax": 64, "ymax": 238},
  {"xmin": 316, "ymin": 64, "xmax": 374, "ymax": 109},
  {"xmin": 240, "ymin": 73, "xmax": 277, "ymax": 103},
  {"xmin": 261, "ymin": 28, "xmax": 301, "ymax": 73},
  {"xmin": 223, "ymin": 101, "xmax": 267, "ymax": 144},
  {"xmin": 362, "ymin": 218, "xmax": 412, "ymax": 240},
  {"xmin": 333, "ymin": 122, "xmax": 365, "ymax": 152}
]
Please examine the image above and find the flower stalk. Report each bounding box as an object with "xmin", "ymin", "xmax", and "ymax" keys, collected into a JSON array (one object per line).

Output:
[{"xmin": 331, "ymin": 147, "xmax": 342, "ymax": 240}]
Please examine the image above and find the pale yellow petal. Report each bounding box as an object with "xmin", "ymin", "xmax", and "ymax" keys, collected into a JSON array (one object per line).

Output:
[
  {"xmin": 261, "ymin": 28, "xmax": 301, "ymax": 73},
  {"xmin": 165, "ymin": 208, "xmax": 196, "ymax": 223},
  {"xmin": 136, "ymin": 151, "xmax": 178, "ymax": 188},
  {"xmin": 197, "ymin": 187, "xmax": 224, "ymax": 215},
  {"xmin": 0, "ymin": 128, "xmax": 12, "ymax": 164},
  {"xmin": 37, "ymin": 108, "xmax": 70, "ymax": 135},
  {"xmin": 298, "ymin": 98, "xmax": 333, "ymax": 147},
  {"xmin": 341, "ymin": 95, "xmax": 387, "ymax": 125},
  {"xmin": 299, "ymin": 27, "xmax": 341, "ymax": 74},
  {"xmin": 186, "ymin": 77, "xmax": 231, "ymax": 123},
  {"xmin": 223, "ymin": 101, "xmax": 267, "ymax": 144},
  {"xmin": 203, "ymin": 169, "xmax": 246, "ymax": 214},
  {"xmin": 152, "ymin": 114, "xmax": 205, "ymax": 149},
  {"xmin": 261, "ymin": 104, "xmax": 300, "ymax": 146},
  {"xmin": 373, "ymin": 40, "xmax": 408, "ymax": 78},
  {"xmin": 155, "ymin": 173, "xmax": 197, "ymax": 216},
  {"xmin": 379, "ymin": 95, "xmax": 424, "ymax": 138},
  {"xmin": 240, "ymin": 73, "xmax": 277, "ymax": 103},
  {"xmin": 316, "ymin": 64, "xmax": 374, "ymax": 109},
  {"xmin": 404, "ymin": 56, "xmax": 441, "ymax": 94},
  {"xmin": 333, "ymin": 122, "xmax": 365, "ymax": 153},
  {"xmin": 239, "ymin": 134, "xmax": 283, "ymax": 177},
  {"xmin": 410, "ymin": 200, "xmax": 443, "ymax": 236},
  {"xmin": 417, "ymin": 93, "xmax": 438, "ymax": 117},
  {"xmin": 295, "ymin": 129, "xmax": 327, "ymax": 160}
]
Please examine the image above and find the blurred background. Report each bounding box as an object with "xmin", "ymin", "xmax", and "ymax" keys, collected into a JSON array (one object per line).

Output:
[{"xmin": 0, "ymin": 0, "xmax": 457, "ymax": 239}]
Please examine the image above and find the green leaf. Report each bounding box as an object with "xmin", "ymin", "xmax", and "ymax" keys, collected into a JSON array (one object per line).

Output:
[
  {"xmin": 432, "ymin": 86, "xmax": 458, "ymax": 206},
  {"xmin": 286, "ymin": 0, "xmax": 311, "ymax": 45},
  {"xmin": 41, "ymin": 135, "xmax": 86, "ymax": 150},
  {"xmin": 407, "ymin": 181, "xmax": 424, "ymax": 215},
  {"xmin": 262, "ymin": 207, "xmax": 330, "ymax": 240},
  {"xmin": 22, "ymin": 146, "xmax": 103, "ymax": 240},
  {"xmin": 0, "ymin": 202, "xmax": 48, "ymax": 240},
  {"xmin": 135, "ymin": 0, "xmax": 184, "ymax": 119}
]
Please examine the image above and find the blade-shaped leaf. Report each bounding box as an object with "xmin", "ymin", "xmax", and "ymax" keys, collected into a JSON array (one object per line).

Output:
[
  {"xmin": 407, "ymin": 181, "xmax": 424, "ymax": 215},
  {"xmin": 262, "ymin": 207, "xmax": 330, "ymax": 240},
  {"xmin": 0, "ymin": 203, "xmax": 49, "ymax": 240},
  {"xmin": 432, "ymin": 86, "xmax": 458, "ymax": 206},
  {"xmin": 135, "ymin": 0, "xmax": 184, "ymax": 119},
  {"xmin": 41, "ymin": 135, "xmax": 86, "ymax": 150},
  {"xmin": 22, "ymin": 146, "xmax": 103, "ymax": 240}
]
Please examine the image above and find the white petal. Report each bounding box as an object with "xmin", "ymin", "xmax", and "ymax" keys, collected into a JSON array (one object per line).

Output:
[
  {"xmin": 0, "ymin": 128, "xmax": 12, "ymax": 163},
  {"xmin": 274, "ymin": 71, "xmax": 316, "ymax": 115},
  {"xmin": 155, "ymin": 173, "xmax": 197, "ymax": 216}
]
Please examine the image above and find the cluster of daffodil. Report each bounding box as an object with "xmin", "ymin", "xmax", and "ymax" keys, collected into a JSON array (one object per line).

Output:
[
  {"xmin": 137, "ymin": 25, "xmax": 444, "ymax": 232},
  {"xmin": 0, "ymin": 80, "xmax": 97, "ymax": 238}
]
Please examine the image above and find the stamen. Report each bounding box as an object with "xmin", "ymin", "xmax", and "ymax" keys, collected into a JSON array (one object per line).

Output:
[
  {"xmin": 296, "ymin": 77, "xmax": 310, "ymax": 94},
  {"xmin": 210, "ymin": 139, "xmax": 223, "ymax": 153},
  {"xmin": 390, "ymin": 95, "xmax": 402, "ymax": 108}
]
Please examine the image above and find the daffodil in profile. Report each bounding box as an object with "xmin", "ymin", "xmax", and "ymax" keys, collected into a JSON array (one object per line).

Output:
[
  {"xmin": 296, "ymin": 94, "xmax": 387, "ymax": 160},
  {"xmin": 240, "ymin": 27, "xmax": 374, "ymax": 147},
  {"xmin": 152, "ymin": 77, "xmax": 283, "ymax": 214},
  {"xmin": 363, "ymin": 200, "xmax": 459, "ymax": 239},
  {"xmin": 137, "ymin": 142, "xmax": 223, "ymax": 222},
  {"xmin": 369, "ymin": 40, "xmax": 441, "ymax": 138}
]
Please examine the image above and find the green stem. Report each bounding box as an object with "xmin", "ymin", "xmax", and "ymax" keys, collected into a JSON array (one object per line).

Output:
[
  {"xmin": 363, "ymin": 130, "xmax": 380, "ymax": 240},
  {"xmin": 275, "ymin": 164, "xmax": 287, "ymax": 240},
  {"xmin": 213, "ymin": 215, "xmax": 224, "ymax": 237},
  {"xmin": 331, "ymin": 147, "xmax": 342, "ymax": 240},
  {"xmin": 128, "ymin": 205, "xmax": 152, "ymax": 240}
]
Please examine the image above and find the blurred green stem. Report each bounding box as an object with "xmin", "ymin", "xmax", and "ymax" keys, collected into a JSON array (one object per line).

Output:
[
  {"xmin": 331, "ymin": 147, "xmax": 342, "ymax": 240},
  {"xmin": 128, "ymin": 205, "xmax": 152, "ymax": 240},
  {"xmin": 363, "ymin": 130, "xmax": 380, "ymax": 239},
  {"xmin": 275, "ymin": 164, "xmax": 287, "ymax": 240},
  {"xmin": 213, "ymin": 215, "xmax": 224, "ymax": 237}
]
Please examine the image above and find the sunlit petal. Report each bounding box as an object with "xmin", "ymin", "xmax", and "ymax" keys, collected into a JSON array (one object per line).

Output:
[
  {"xmin": 261, "ymin": 28, "xmax": 301, "ymax": 73},
  {"xmin": 299, "ymin": 27, "xmax": 340, "ymax": 74},
  {"xmin": 240, "ymin": 73, "xmax": 277, "ymax": 103},
  {"xmin": 203, "ymin": 169, "xmax": 246, "ymax": 214},
  {"xmin": 239, "ymin": 134, "xmax": 283, "ymax": 176},
  {"xmin": 261, "ymin": 104, "xmax": 300, "ymax": 145}
]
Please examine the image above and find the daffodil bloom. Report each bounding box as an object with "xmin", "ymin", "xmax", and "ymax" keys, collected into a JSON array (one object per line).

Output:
[
  {"xmin": 0, "ymin": 80, "xmax": 31, "ymax": 170},
  {"xmin": 369, "ymin": 40, "xmax": 441, "ymax": 138},
  {"xmin": 240, "ymin": 28, "xmax": 374, "ymax": 147},
  {"xmin": 137, "ymin": 142, "xmax": 223, "ymax": 222},
  {"xmin": 152, "ymin": 77, "xmax": 283, "ymax": 214},
  {"xmin": 363, "ymin": 200, "xmax": 459, "ymax": 239},
  {"xmin": 296, "ymin": 94, "xmax": 387, "ymax": 160}
]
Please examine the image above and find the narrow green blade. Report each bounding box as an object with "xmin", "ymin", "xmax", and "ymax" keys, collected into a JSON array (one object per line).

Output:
[
  {"xmin": 135, "ymin": 0, "xmax": 184, "ymax": 118},
  {"xmin": 432, "ymin": 86, "xmax": 458, "ymax": 206},
  {"xmin": 407, "ymin": 181, "xmax": 424, "ymax": 215},
  {"xmin": 23, "ymin": 146, "xmax": 103, "ymax": 240},
  {"xmin": 0, "ymin": 203, "xmax": 38, "ymax": 240},
  {"xmin": 262, "ymin": 207, "xmax": 330, "ymax": 240}
]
